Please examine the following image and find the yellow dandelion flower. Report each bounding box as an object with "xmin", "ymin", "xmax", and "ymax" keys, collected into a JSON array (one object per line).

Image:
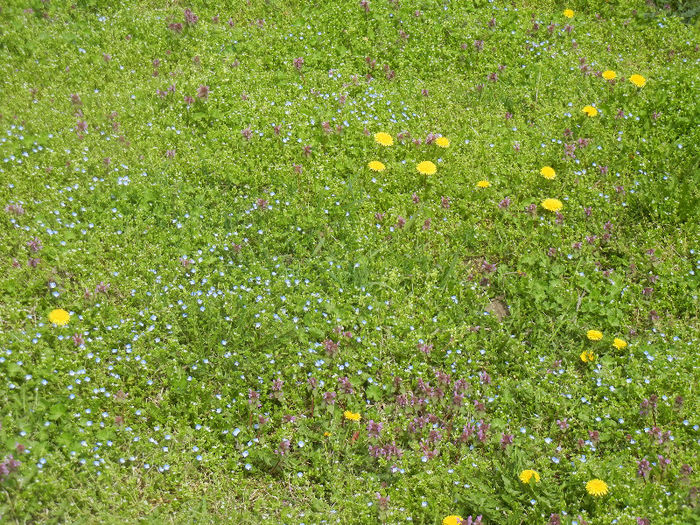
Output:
[
  {"xmin": 602, "ymin": 70, "xmax": 616, "ymax": 80},
  {"xmin": 48, "ymin": 309, "xmax": 70, "ymax": 326},
  {"xmin": 435, "ymin": 136, "xmax": 450, "ymax": 148},
  {"xmin": 582, "ymin": 105, "xmax": 598, "ymax": 117},
  {"xmin": 416, "ymin": 161, "xmax": 437, "ymax": 175},
  {"xmin": 343, "ymin": 410, "xmax": 361, "ymax": 422},
  {"xmin": 580, "ymin": 350, "xmax": 595, "ymax": 363},
  {"xmin": 374, "ymin": 132, "xmax": 393, "ymax": 146},
  {"xmin": 612, "ymin": 338, "xmax": 627, "ymax": 350},
  {"xmin": 368, "ymin": 161, "xmax": 386, "ymax": 172},
  {"xmin": 323, "ymin": 431, "xmax": 332, "ymax": 437},
  {"xmin": 476, "ymin": 180, "xmax": 491, "ymax": 188},
  {"xmin": 563, "ymin": 9, "xmax": 574, "ymax": 18},
  {"xmin": 541, "ymin": 198, "xmax": 563, "ymax": 212},
  {"xmin": 586, "ymin": 479, "xmax": 609, "ymax": 497},
  {"xmin": 519, "ymin": 469, "xmax": 541, "ymax": 484},
  {"xmin": 443, "ymin": 516, "xmax": 463, "ymax": 525},
  {"xmin": 587, "ymin": 330, "xmax": 603, "ymax": 341},
  {"xmin": 629, "ymin": 74, "xmax": 646, "ymax": 88},
  {"xmin": 540, "ymin": 166, "xmax": 556, "ymax": 180}
]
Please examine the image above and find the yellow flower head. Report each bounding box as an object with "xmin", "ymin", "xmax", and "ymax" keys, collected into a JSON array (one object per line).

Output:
[
  {"xmin": 476, "ymin": 180, "xmax": 491, "ymax": 188},
  {"xmin": 443, "ymin": 516, "xmax": 463, "ymax": 525},
  {"xmin": 580, "ymin": 350, "xmax": 595, "ymax": 363},
  {"xmin": 541, "ymin": 198, "xmax": 563, "ymax": 212},
  {"xmin": 612, "ymin": 338, "xmax": 627, "ymax": 350},
  {"xmin": 587, "ymin": 330, "xmax": 603, "ymax": 341},
  {"xmin": 602, "ymin": 70, "xmax": 616, "ymax": 80},
  {"xmin": 48, "ymin": 309, "xmax": 70, "ymax": 326},
  {"xmin": 540, "ymin": 166, "xmax": 556, "ymax": 180},
  {"xmin": 368, "ymin": 161, "xmax": 386, "ymax": 172},
  {"xmin": 563, "ymin": 9, "xmax": 574, "ymax": 18},
  {"xmin": 519, "ymin": 469, "xmax": 541, "ymax": 484},
  {"xmin": 374, "ymin": 132, "xmax": 393, "ymax": 146},
  {"xmin": 416, "ymin": 161, "xmax": 437, "ymax": 175},
  {"xmin": 343, "ymin": 410, "xmax": 361, "ymax": 422},
  {"xmin": 586, "ymin": 479, "xmax": 609, "ymax": 497},
  {"xmin": 629, "ymin": 74, "xmax": 646, "ymax": 88},
  {"xmin": 323, "ymin": 431, "xmax": 331, "ymax": 437},
  {"xmin": 435, "ymin": 136, "xmax": 450, "ymax": 148},
  {"xmin": 582, "ymin": 105, "xmax": 598, "ymax": 117}
]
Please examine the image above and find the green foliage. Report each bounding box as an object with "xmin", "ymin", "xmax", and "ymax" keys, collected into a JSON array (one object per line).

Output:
[{"xmin": 0, "ymin": 0, "xmax": 698, "ymax": 523}]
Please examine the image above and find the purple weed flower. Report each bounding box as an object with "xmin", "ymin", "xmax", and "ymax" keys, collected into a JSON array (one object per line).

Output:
[
  {"xmin": 184, "ymin": 8, "xmax": 199, "ymax": 25},
  {"xmin": 498, "ymin": 197, "xmax": 511, "ymax": 209},
  {"xmin": 477, "ymin": 420, "xmax": 490, "ymax": 442},
  {"xmin": 500, "ymin": 433, "xmax": 514, "ymax": 449},
  {"xmin": 196, "ymin": 85, "xmax": 209, "ymax": 99},
  {"xmin": 276, "ymin": 439, "xmax": 290, "ymax": 455},
  {"xmin": 72, "ymin": 333, "xmax": 84, "ymax": 346},
  {"xmin": 28, "ymin": 257, "xmax": 40, "ymax": 268},
  {"xmin": 293, "ymin": 57, "xmax": 304, "ymax": 71},
  {"xmin": 27, "ymin": 237, "xmax": 42, "ymax": 252},
  {"xmin": 474, "ymin": 40, "xmax": 484, "ymax": 51},
  {"xmin": 637, "ymin": 457, "xmax": 651, "ymax": 479},
  {"xmin": 322, "ymin": 391, "xmax": 336, "ymax": 405},
  {"xmin": 367, "ymin": 420, "xmax": 383, "ymax": 439}
]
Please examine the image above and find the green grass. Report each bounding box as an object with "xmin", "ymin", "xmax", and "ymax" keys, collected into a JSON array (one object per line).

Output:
[{"xmin": 0, "ymin": 0, "xmax": 699, "ymax": 523}]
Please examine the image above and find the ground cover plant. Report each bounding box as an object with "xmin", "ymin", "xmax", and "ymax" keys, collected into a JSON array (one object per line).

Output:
[{"xmin": 0, "ymin": 0, "xmax": 699, "ymax": 523}]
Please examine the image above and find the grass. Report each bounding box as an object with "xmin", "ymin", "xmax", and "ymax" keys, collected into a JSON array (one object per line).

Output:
[{"xmin": 0, "ymin": 0, "xmax": 699, "ymax": 523}]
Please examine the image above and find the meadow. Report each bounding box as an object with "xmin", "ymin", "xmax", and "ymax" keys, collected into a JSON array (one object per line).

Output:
[{"xmin": 0, "ymin": 0, "xmax": 699, "ymax": 523}]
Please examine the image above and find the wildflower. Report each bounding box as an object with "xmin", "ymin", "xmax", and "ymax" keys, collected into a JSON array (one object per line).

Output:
[
  {"xmin": 442, "ymin": 516, "xmax": 463, "ymax": 525},
  {"xmin": 435, "ymin": 136, "xmax": 450, "ymax": 148},
  {"xmin": 48, "ymin": 309, "xmax": 70, "ymax": 326},
  {"xmin": 585, "ymin": 479, "xmax": 609, "ymax": 497},
  {"xmin": 586, "ymin": 330, "xmax": 603, "ymax": 341},
  {"xmin": 519, "ymin": 469, "xmax": 541, "ymax": 484},
  {"xmin": 582, "ymin": 105, "xmax": 598, "ymax": 117},
  {"xmin": 196, "ymin": 85, "xmax": 209, "ymax": 99},
  {"xmin": 580, "ymin": 350, "xmax": 595, "ymax": 363},
  {"xmin": 416, "ymin": 161, "xmax": 436, "ymax": 175},
  {"xmin": 293, "ymin": 57, "xmax": 304, "ymax": 71},
  {"xmin": 540, "ymin": 166, "xmax": 556, "ymax": 180},
  {"xmin": 498, "ymin": 197, "xmax": 511, "ymax": 209},
  {"xmin": 637, "ymin": 458, "xmax": 651, "ymax": 479},
  {"xmin": 368, "ymin": 161, "xmax": 385, "ymax": 172},
  {"xmin": 374, "ymin": 132, "xmax": 393, "ymax": 146},
  {"xmin": 476, "ymin": 180, "xmax": 491, "ymax": 188},
  {"xmin": 629, "ymin": 74, "xmax": 646, "ymax": 87},
  {"xmin": 602, "ymin": 70, "xmax": 616, "ymax": 80},
  {"xmin": 612, "ymin": 338, "xmax": 627, "ymax": 350},
  {"xmin": 563, "ymin": 9, "xmax": 574, "ymax": 18},
  {"xmin": 541, "ymin": 199, "xmax": 563, "ymax": 212},
  {"xmin": 323, "ymin": 431, "xmax": 331, "ymax": 437},
  {"xmin": 344, "ymin": 410, "xmax": 361, "ymax": 422}
]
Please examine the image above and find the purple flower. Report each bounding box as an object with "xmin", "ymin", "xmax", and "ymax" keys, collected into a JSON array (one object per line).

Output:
[
  {"xmin": 196, "ymin": 85, "xmax": 209, "ymax": 99},
  {"xmin": 322, "ymin": 391, "xmax": 336, "ymax": 405},
  {"xmin": 500, "ymin": 433, "xmax": 514, "ymax": 449},
  {"xmin": 248, "ymin": 389, "xmax": 261, "ymax": 408},
  {"xmin": 293, "ymin": 57, "xmax": 304, "ymax": 71},
  {"xmin": 26, "ymin": 237, "xmax": 42, "ymax": 252},
  {"xmin": 477, "ymin": 420, "xmax": 490, "ymax": 442},
  {"xmin": 276, "ymin": 439, "xmax": 291, "ymax": 455},
  {"xmin": 474, "ymin": 40, "xmax": 484, "ymax": 51},
  {"xmin": 637, "ymin": 458, "xmax": 651, "ymax": 479},
  {"xmin": 184, "ymin": 8, "xmax": 199, "ymax": 25},
  {"xmin": 498, "ymin": 197, "xmax": 511, "ymax": 209},
  {"xmin": 367, "ymin": 420, "xmax": 383, "ymax": 439},
  {"xmin": 557, "ymin": 418, "xmax": 569, "ymax": 430}
]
